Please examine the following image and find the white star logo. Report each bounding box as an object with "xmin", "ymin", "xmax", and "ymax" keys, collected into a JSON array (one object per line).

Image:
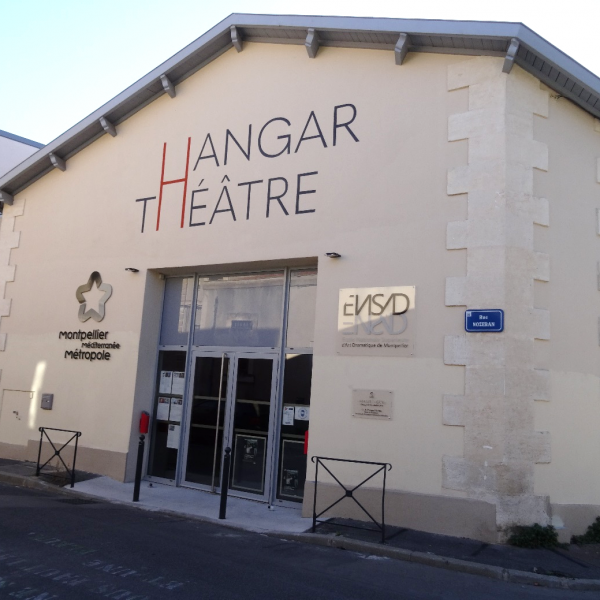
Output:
[{"xmin": 76, "ymin": 272, "xmax": 113, "ymax": 322}]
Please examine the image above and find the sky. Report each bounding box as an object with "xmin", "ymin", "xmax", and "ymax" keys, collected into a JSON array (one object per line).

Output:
[{"xmin": 2, "ymin": 0, "xmax": 600, "ymax": 144}]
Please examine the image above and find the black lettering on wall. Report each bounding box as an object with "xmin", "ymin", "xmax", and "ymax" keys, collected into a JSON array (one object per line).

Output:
[
  {"xmin": 266, "ymin": 177, "xmax": 289, "ymax": 217},
  {"xmin": 224, "ymin": 126, "xmax": 252, "ymax": 165},
  {"xmin": 136, "ymin": 196, "xmax": 157, "ymax": 233},
  {"xmin": 210, "ymin": 185, "xmax": 237, "ymax": 224},
  {"xmin": 238, "ymin": 180, "xmax": 263, "ymax": 220},
  {"xmin": 258, "ymin": 118, "xmax": 291, "ymax": 158},
  {"xmin": 189, "ymin": 185, "xmax": 208, "ymax": 227},
  {"xmin": 194, "ymin": 133, "xmax": 220, "ymax": 170},
  {"xmin": 295, "ymin": 111, "xmax": 327, "ymax": 153},
  {"xmin": 333, "ymin": 104, "xmax": 359, "ymax": 146},
  {"xmin": 295, "ymin": 171, "xmax": 318, "ymax": 214}
]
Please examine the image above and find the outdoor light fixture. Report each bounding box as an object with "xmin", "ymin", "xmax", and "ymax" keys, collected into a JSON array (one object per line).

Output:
[
  {"xmin": 125, "ymin": 267, "xmax": 140, "ymax": 273},
  {"xmin": 325, "ymin": 252, "xmax": 341, "ymax": 258}
]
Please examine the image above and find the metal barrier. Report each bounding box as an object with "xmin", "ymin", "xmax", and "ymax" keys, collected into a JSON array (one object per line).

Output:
[
  {"xmin": 36, "ymin": 427, "xmax": 81, "ymax": 488},
  {"xmin": 311, "ymin": 456, "xmax": 392, "ymax": 544}
]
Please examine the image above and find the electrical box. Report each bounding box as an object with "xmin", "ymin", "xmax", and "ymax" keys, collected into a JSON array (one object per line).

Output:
[{"xmin": 41, "ymin": 394, "xmax": 54, "ymax": 410}]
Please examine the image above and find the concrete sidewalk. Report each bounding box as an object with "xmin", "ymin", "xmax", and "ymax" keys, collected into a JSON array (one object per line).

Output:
[{"xmin": 1, "ymin": 458, "xmax": 600, "ymax": 591}]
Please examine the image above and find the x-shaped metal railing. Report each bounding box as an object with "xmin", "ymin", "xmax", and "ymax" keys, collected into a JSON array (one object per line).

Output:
[
  {"xmin": 311, "ymin": 456, "xmax": 392, "ymax": 544},
  {"xmin": 36, "ymin": 427, "xmax": 81, "ymax": 488}
]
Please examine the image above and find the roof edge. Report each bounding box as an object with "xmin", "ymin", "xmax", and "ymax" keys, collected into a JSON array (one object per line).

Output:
[
  {"xmin": 2, "ymin": 13, "xmax": 600, "ymax": 195},
  {"xmin": 0, "ymin": 129, "xmax": 44, "ymax": 149}
]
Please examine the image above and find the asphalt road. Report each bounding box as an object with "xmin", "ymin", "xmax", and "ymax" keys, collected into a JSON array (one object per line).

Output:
[{"xmin": 0, "ymin": 482, "xmax": 596, "ymax": 600}]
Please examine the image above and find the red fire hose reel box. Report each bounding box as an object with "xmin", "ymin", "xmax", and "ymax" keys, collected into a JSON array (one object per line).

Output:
[{"xmin": 139, "ymin": 411, "xmax": 150, "ymax": 435}]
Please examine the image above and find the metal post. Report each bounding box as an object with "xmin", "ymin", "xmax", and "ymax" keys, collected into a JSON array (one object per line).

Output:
[
  {"xmin": 312, "ymin": 457, "xmax": 319, "ymax": 533},
  {"xmin": 382, "ymin": 465, "xmax": 387, "ymax": 544},
  {"xmin": 71, "ymin": 433, "xmax": 80, "ymax": 488},
  {"xmin": 36, "ymin": 428, "xmax": 44, "ymax": 477},
  {"xmin": 133, "ymin": 435, "xmax": 145, "ymax": 502},
  {"xmin": 219, "ymin": 447, "xmax": 231, "ymax": 519}
]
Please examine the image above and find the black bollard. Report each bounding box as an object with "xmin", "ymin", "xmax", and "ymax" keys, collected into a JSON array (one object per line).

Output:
[
  {"xmin": 133, "ymin": 435, "xmax": 145, "ymax": 502},
  {"xmin": 219, "ymin": 447, "xmax": 232, "ymax": 519}
]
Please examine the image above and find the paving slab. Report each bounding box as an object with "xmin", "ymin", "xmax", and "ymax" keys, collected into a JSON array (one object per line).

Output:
[{"xmin": 68, "ymin": 476, "xmax": 310, "ymax": 534}]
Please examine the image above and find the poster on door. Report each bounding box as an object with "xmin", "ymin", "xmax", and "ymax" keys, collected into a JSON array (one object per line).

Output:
[{"xmin": 231, "ymin": 434, "xmax": 266, "ymax": 494}]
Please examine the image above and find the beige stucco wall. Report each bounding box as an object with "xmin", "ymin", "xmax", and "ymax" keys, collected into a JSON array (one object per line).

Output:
[
  {"xmin": 530, "ymin": 90, "xmax": 600, "ymax": 537},
  {"xmin": 0, "ymin": 44, "xmax": 467, "ymax": 490},
  {"xmin": 1, "ymin": 40, "xmax": 599, "ymax": 540}
]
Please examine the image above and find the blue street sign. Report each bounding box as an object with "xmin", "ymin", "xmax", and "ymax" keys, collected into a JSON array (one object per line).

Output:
[{"xmin": 465, "ymin": 309, "xmax": 504, "ymax": 332}]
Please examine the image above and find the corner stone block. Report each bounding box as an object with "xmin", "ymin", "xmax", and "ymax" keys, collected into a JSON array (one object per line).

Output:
[
  {"xmin": 532, "ymin": 431, "xmax": 551, "ymax": 464},
  {"xmin": 441, "ymin": 455, "xmax": 469, "ymax": 491},
  {"xmin": 496, "ymin": 494, "xmax": 550, "ymax": 528},
  {"xmin": 448, "ymin": 109, "xmax": 504, "ymax": 141},
  {"xmin": 445, "ymin": 277, "xmax": 467, "ymax": 307},
  {"xmin": 533, "ymin": 369, "xmax": 550, "ymax": 401},
  {"xmin": 442, "ymin": 395, "xmax": 466, "ymax": 426},
  {"xmin": 0, "ymin": 230, "xmax": 21, "ymax": 252},
  {"xmin": 0, "ymin": 333, "xmax": 6, "ymax": 352},
  {"xmin": 442, "ymin": 455, "xmax": 496, "ymax": 493},
  {"xmin": 0, "ymin": 298, "xmax": 11, "ymax": 317},
  {"xmin": 531, "ymin": 140, "xmax": 548, "ymax": 172},
  {"xmin": 446, "ymin": 221, "xmax": 468, "ymax": 249},
  {"xmin": 4, "ymin": 197, "xmax": 25, "ymax": 218},
  {"xmin": 531, "ymin": 197, "xmax": 549, "ymax": 227},
  {"xmin": 533, "ymin": 309, "xmax": 550, "ymax": 340},
  {"xmin": 0, "ymin": 265, "xmax": 16, "ymax": 283},
  {"xmin": 444, "ymin": 335, "xmax": 468, "ymax": 366},
  {"xmin": 447, "ymin": 56, "xmax": 502, "ymax": 91},
  {"xmin": 533, "ymin": 252, "xmax": 550, "ymax": 282},
  {"xmin": 447, "ymin": 165, "xmax": 469, "ymax": 195}
]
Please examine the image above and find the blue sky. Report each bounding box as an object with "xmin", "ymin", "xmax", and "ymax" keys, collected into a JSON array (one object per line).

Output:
[{"xmin": 2, "ymin": 0, "xmax": 599, "ymax": 144}]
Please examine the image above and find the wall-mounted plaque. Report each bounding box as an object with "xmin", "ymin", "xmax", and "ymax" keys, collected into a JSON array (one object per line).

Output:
[
  {"xmin": 352, "ymin": 389, "xmax": 393, "ymax": 420},
  {"xmin": 337, "ymin": 287, "xmax": 415, "ymax": 356}
]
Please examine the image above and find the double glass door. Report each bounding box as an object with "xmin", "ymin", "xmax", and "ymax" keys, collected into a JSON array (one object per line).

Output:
[{"xmin": 182, "ymin": 351, "xmax": 277, "ymax": 500}]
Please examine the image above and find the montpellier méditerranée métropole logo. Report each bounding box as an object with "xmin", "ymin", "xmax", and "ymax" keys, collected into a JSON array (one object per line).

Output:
[{"xmin": 59, "ymin": 272, "xmax": 120, "ymax": 362}]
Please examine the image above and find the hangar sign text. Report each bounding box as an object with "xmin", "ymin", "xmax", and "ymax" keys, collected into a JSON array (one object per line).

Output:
[{"xmin": 134, "ymin": 103, "xmax": 359, "ymax": 233}]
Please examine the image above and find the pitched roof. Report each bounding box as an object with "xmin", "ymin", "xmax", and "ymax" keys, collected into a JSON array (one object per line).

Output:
[
  {"xmin": 0, "ymin": 130, "xmax": 44, "ymax": 149},
  {"xmin": 2, "ymin": 13, "xmax": 599, "ymax": 200}
]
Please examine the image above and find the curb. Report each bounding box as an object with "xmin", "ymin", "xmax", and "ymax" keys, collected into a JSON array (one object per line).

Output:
[
  {"xmin": 2, "ymin": 472, "xmax": 600, "ymax": 591},
  {"xmin": 271, "ymin": 532, "xmax": 600, "ymax": 592},
  {"xmin": 0, "ymin": 470, "xmax": 68, "ymax": 494}
]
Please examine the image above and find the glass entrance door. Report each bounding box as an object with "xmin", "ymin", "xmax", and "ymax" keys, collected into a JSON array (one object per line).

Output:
[
  {"xmin": 183, "ymin": 353, "xmax": 229, "ymax": 490},
  {"xmin": 183, "ymin": 351, "xmax": 277, "ymax": 500}
]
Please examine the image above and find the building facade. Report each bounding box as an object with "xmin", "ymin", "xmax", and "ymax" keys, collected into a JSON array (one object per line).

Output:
[{"xmin": 0, "ymin": 15, "xmax": 600, "ymax": 543}]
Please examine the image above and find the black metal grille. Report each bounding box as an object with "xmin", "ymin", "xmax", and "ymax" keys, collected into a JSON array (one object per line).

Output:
[{"xmin": 311, "ymin": 456, "xmax": 392, "ymax": 544}]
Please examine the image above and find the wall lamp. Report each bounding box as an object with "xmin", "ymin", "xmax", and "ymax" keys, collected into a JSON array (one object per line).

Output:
[
  {"xmin": 125, "ymin": 267, "xmax": 140, "ymax": 273},
  {"xmin": 325, "ymin": 252, "xmax": 341, "ymax": 258}
]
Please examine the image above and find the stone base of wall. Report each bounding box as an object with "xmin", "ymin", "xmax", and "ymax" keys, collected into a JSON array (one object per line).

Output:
[
  {"xmin": 302, "ymin": 481, "xmax": 498, "ymax": 543},
  {"xmin": 0, "ymin": 440, "xmax": 128, "ymax": 482}
]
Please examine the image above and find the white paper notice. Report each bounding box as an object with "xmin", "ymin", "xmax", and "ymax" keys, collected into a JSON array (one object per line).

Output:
[
  {"xmin": 295, "ymin": 406, "xmax": 310, "ymax": 421},
  {"xmin": 167, "ymin": 424, "xmax": 180, "ymax": 449},
  {"xmin": 282, "ymin": 406, "xmax": 295, "ymax": 426},
  {"xmin": 170, "ymin": 398, "xmax": 183, "ymax": 422},
  {"xmin": 171, "ymin": 372, "xmax": 185, "ymax": 396},
  {"xmin": 159, "ymin": 371, "xmax": 173, "ymax": 394},
  {"xmin": 156, "ymin": 397, "xmax": 170, "ymax": 421}
]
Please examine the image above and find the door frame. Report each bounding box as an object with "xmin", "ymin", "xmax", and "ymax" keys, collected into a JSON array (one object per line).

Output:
[{"xmin": 179, "ymin": 348, "xmax": 279, "ymax": 503}]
